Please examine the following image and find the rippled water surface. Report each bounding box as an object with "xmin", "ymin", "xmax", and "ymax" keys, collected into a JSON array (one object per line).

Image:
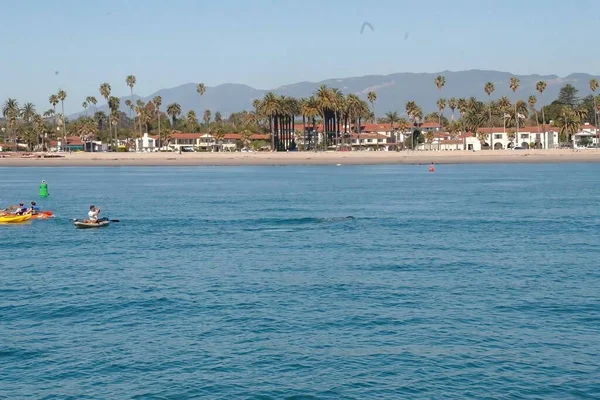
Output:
[{"xmin": 1, "ymin": 164, "xmax": 599, "ymax": 398}]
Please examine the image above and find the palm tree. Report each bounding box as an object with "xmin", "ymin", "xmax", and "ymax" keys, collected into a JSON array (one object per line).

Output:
[
  {"xmin": 99, "ymin": 83, "xmax": 111, "ymax": 146},
  {"xmin": 49, "ymin": 95, "xmax": 59, "ymax": 116},
  {"xmin": 110, "ymin": 111, "xmax": 120, "ymax": 147},
  {"xmin": 153, "ymin": 95, "xmax": 162, "ymax": 147},
  {"xmin": 367, "ymin": 91, "xmax": 377, "ymax": 123},
  {"xmin": 2, "ymin": 98, "xmax": 20, "ymax": 149},
  {"xmin": 556, "ymin": 106, "xmax": 580, "ymax": 143},
  {"xmin": 434, "ymin": 75, "xmax": 446, "ymax": 94},
  {"xmin": 86, "ymin": 96, "xmax": 98, "ymax": 115},
  {"xmin": 436, "ymin": 98, "xmax": 446, "ymax": 141},
  {"xmin": 57, "ymin": 89, "xmax": 67, "ymax": 146},
  {"xmin": 484, "ymin": 82, "xmax": 495, "ymax": 149},
  {"xmin": 33, "ymin": 113, "xmax": 46, "ymax": 150},
  {"xmin": 203, "ymin": 109, "xmax": 211, "ymax": 130},
  {"xmin": 125, "ymin": 99, "xmax": 133, "ymax": 126},
  {"xmin": 575, "ymin": 105, "xmax": 588, "ymax": 122},
  {"xmin": 21, "ymin": 102, "xmax": 37, "ymax": 148},
  {"xmin": 134, "ymin": 100, "xmax": 146, "ymax": 136},
  {"xmin": 126, "ymin": 75, "xmax": 136, "ymax": 120},
  {"xmin": 405, "ymin": 101, "xmax": 421, "ymax": 149},
  {"xmin": 316, "ymin": 85, "xmax": 334, "ymax": 149},
  {"xmin": 197, "ymin": 83, "xmax": 206, "ymax": 117},
  {"xmin": 528, "ymin": 95, "xmax": 540, "ymax": 145},
  {"xmin": 300, "ymin": 96, "xmax": 319, "ymax": 151},
  {"xmin": 456, "ymin": 98, "xmax": 468, "ymax": 133},
  {"xmin": 48, "ymin": 94, "xmax": 59, "ymax": 146},
  {"xmin": 383, "ymin": 111, "xmax": 400, "ymax": 149},
  {"xmin": 448, "ymin": 97, "xmax": 457, "ymax": 120},
  {"xmin": 536, "ymin": 80, "xmax": 548, "ymax": 148},
  {"xmin": 82, "ymin": 101, "xmax": 89, "ymax": 116},
  {"xmin": 108, "ymin": 96, "xmax": 120, "ymax": 148},
  {"xmin": 166, "ymin": 103, "xmax": 182, "ymax": 129},
  {"xmin": 186, "ymin": 110, "xmax": 198, "ymax": 132},
  {"xmin": 498, "ymin": 96, "xmax": 511, "ymax": 135},
  {"xmin": 509, "ymin": 77, "xmax": 520, "ymax": 146},
  {"xmin": 21, "ymin": 103, "xmax": 36, "ymax": 124},
  {"xmin": 590, "ymin": 79, "xmax": 599, "ymax": 141},
  {"xmin": 464, "ymin": 100, "xmax": 487, "ymax": 145},
  {"xmin": 261, "ymin": 92, "xmax": 279, "ymax": 150},
  {"xmin": 240, "ymin": 129, "xmax": 253, "ymax": 149}
]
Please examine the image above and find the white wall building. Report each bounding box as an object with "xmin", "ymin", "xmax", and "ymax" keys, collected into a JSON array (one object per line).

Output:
[{"xmin": 135, "ymin": 133, "xmax": 158, "ymax": 152}]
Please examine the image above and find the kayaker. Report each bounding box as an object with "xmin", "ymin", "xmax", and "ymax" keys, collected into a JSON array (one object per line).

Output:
[
  {"xmin": 28, "ymin": 201, "xmax": 40, "ymax": 215},
  {"xmin": 87, "ymin": 205, "xmax": 101, "ymax": 223},
  {"xmin": 14, "ymin": 203, "xmax": 27, "ymax": 215}
]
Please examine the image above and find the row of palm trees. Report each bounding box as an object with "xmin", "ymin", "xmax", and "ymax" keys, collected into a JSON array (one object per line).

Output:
[
  {"xmin": 432, "ymin": 75, "xmax": 600, "ymax": 147},
  {"xmin": 3, "ymin": 73, "xmax": 600, "ymax": 152},
  {"xmin": 1, "ymin": 76, "xmax": 208, "ymax": 150},
  {"xmin": 251, "ymin": 86, "xmax": 372, "ymax": 150}
]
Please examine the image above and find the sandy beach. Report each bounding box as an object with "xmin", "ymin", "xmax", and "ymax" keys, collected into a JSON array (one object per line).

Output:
[{"xmin": 1, "ymin": 149, "xmax": 600, "ymax": 167}]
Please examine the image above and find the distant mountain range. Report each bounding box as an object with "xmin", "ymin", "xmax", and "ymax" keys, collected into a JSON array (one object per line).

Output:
[{"xmin": 70, "ymin": 70, "xmax": 600, "ymax": 119}]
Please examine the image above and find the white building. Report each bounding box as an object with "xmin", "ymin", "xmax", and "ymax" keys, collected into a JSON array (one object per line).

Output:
[
  {"xmin": 135, "ymin": 133, "xmax": 158, "ymax": 152},
  {"xmin": 474, "ymin": 125, "xmax": 559, "ymax": 149},
  {"xmin": 572, "ymin": 123, "xmax": 598, "ymax": 148},
  {"xmin": 350, "ymin": 133, "xmax": 391, "ymax": 150}
]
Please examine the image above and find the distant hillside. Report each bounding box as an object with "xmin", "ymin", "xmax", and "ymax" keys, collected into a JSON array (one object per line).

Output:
[{"xmin": 70, "ymin": 70, "xmax": 600, "ymax": 119}]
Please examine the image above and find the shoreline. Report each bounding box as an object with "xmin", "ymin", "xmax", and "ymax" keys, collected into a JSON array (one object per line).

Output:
[{"xmin": 1, "ymin": 150, "xmax": 600, "ymax": 167}]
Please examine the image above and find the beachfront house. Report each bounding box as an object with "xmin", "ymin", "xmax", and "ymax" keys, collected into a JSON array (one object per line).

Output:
[
  {"xmin": 84, "ymin": 140, "xmax": 107, "ymax": 152},
  {"xmin": 572, "ymin": 123, "xmax": 598, "ymax": 148},
  {"xmin": 168, "ymin": 131, "xmax": 271, "ymax": 151},
  {"xmin": 48, "ymin": 136, "xmax": 84, "ymax": 152},
  {"xmin": 350, "ymin": 133, "xmax": 391, "ymax": 150},
  {"xmin": 471, "ymin": 126, "xmax": 560, "ymax": 150},
  {"xmin": 168, "ymin": 132, "xmax": 200, "ymax": 151},
  {"xmin": 135, "ymin": 133, "xmax": 158, "ymax": 152}
]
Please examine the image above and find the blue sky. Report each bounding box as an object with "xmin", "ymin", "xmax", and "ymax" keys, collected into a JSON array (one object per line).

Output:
[{"xmin": 1, "ymin": 0, "xmax": 597, "ymax": 114}]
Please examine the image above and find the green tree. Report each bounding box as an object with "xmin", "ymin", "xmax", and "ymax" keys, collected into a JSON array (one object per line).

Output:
[
  {"xmin": 484, "ymin": 82, "xmax": 495, "ymax": 149},
  {"xmin": 2, "ymin": 98, "xmax": 20, "ymax": 149},
  {"xmin": 590, "ymin": 79, "xmax": 599, "ymax": 132},
  {"xmin": 86, "ymin": 96, "xmax": 98, "ymax": 114},
  {"xmin": 367, "ymin": 91, "xmax": 377, "ymax": 123},
  {"xmin": 153, "ymin": 96, "xmax": 162, "ymax": 146},
  {"xmin": 434, "ymin": 75, "xmax": 446, "ymax": 131},
  {"xmin": 509, "ymin": 77, "xmax": 520, "ymax": 144},
  {"xmin": 166, "ymin": 103, "xmax": 182, "ymax": 129},
  {"xmin": 557, "ymin": 84, "xmax": 579, "ymax": 108},
  {"xmin": 57, "ymin": 89, "xmax": 67, "ymax": 145},
  {"xmin": 126, "ymin": 75, "xmax": 136, "ymax": 121},
  {"xmin": 186, "ymin": 110, "xmax": 198, "ymax": 132},
  {"xmin": 99, "ymin": 83, "xmax": 112, "ymax": 147},
  {"xmin": 555, "ymin": 106, "xmax": 580, "ymax": 143},
  {"xmin": 448, "ymin": 97, "xmax": 457, "ymax": 120}
]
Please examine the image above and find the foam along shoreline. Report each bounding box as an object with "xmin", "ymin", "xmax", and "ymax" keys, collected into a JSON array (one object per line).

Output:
[{"xmin": 1, "ymin": 149, "xmax": 600, "ymax": 167}]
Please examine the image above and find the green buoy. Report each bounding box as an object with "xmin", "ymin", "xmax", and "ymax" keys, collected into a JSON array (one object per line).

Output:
[{"xmin": 39, "ymin": 180, "xmax": 49, "ymax": 197}]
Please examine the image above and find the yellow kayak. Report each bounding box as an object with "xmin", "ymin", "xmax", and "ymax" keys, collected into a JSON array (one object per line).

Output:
[{"xmin": 0, "ymin": 214, "xmax": 33, "ymax": 223}]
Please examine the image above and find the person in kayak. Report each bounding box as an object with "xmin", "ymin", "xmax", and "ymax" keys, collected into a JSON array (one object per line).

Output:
[
  {"xmin": 86, "ymin": 205, "xmax": 101, "ymax": 223},
  {"xmin": 14, "ymin": 203, "xmax": 27, "ymax": 215},
  {"xmin": 28, "ymin": 201, "xmax": 40, "ymax": 215}
]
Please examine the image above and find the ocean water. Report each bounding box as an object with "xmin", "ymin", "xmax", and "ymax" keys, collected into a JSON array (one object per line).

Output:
[{"xmin": 1, "ymin": 164, "xmax": 599, "ymax": 399}]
